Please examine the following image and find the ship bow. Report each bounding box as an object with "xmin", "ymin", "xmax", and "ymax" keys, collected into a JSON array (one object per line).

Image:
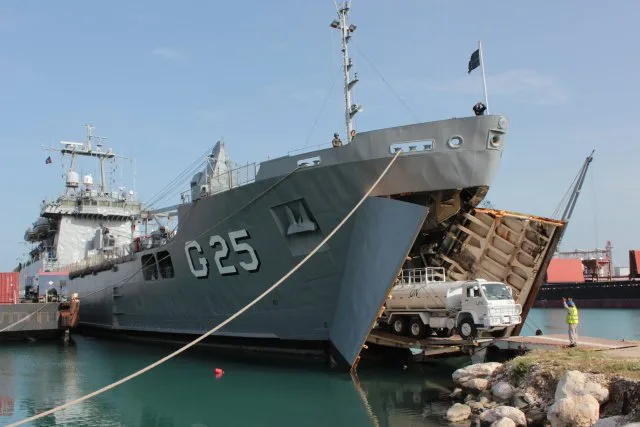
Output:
[{"xmin": 329, "ymin": 197, "xmax": 428, "ymax": 370}]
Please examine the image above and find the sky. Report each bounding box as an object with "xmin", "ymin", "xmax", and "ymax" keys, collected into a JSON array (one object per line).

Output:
[{"xmin": 0, "ymin": 0, "xmax": 637, "ymax": 270}]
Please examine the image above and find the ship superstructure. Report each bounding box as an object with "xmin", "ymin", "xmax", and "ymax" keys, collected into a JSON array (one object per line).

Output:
[
  {"xmin": 19, "ymin": 125, "xmax": 141, "ymax": 296},
  {"xmin": 14, "ymin": 2, "xmax": 509, "ymax": 371}
]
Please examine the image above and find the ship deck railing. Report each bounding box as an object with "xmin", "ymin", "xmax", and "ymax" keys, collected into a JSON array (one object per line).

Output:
[
  {"xmin": 57, "ymin": 243, "xmax": 135, "ymax": 275},
  {"xmin": 396, "ymin": 267, "xmax": 447, "ymax": 285},
  {"xmin": 206, "ymin": 162, "xmax": 259, "ymax": 196},
  {"xmin": 55, "ymin": 232, "xmax": 178, "ymax": 276}
]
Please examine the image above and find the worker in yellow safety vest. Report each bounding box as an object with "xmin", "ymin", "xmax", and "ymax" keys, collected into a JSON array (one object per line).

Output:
[{"xmin": 562, "ymin": 297, "xmax": 579, "ymax": 347}]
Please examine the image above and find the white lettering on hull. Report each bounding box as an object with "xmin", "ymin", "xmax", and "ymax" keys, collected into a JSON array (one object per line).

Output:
[{"xmin": 185, "ymin": 229, "xmax": 261, "ymax": 279}]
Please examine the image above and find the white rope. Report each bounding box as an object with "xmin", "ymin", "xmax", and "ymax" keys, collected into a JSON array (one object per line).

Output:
[
  {"xmin": 0, "ymin": 302, "xmax": 56, "ymax": 333},
  {"xmin": 8, "ymin": 150, "xmax": 402, "ymax": 427}
]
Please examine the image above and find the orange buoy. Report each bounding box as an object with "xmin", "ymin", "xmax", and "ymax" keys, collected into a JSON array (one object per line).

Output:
[{"xmin": 214, "ymin": 368, "xmax": 224, "ymax": 379}]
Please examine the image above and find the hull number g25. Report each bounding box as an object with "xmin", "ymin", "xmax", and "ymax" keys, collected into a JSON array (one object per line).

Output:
[{"xmin": 185, "ymin": 229, "xmax": 261, "ymax": 279}]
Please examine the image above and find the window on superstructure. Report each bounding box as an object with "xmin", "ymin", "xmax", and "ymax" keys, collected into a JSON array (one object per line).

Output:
[
  {"xmin": 157, "ymin": 251, "xmax": 175, "ymax": 279},
  {"xmin": 141, "ymin": 254, "xmax": 159, "ymax": 281}
]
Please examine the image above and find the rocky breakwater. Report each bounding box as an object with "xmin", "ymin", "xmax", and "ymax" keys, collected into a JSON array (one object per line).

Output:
[{"xmin": 444, "ymin": 349, "xmax": 640, "ymax": 426}]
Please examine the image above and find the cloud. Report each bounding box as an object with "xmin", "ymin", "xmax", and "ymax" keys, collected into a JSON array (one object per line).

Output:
[
  {"xmin": 151, "ymin": 47, "xmax": 183, "ymax": 63},
  {"xmin": 409, "ymin": 69, "xmax": 569, "ymax": 106}
]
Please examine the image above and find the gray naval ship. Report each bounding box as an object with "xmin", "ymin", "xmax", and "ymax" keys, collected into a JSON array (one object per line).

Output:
[{"xmin": 14, "ymin": 2, "xmax": 508, "ymax": 371}]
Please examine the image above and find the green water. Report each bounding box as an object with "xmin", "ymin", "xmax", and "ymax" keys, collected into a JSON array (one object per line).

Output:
[
  {"xmin": 2, "ymin": 307, "xmax": 637, "ymax": 426},
  {"xmin": 0, "ymin": 336, "xmax": 463, "ymax": 427}
]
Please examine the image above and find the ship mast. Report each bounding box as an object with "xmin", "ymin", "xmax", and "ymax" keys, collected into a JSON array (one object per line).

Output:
[
  {"xmin": 46, "ymin": 124, "xmax": 125, "ymax": 196},
  {"xmin": 331, "ymin": 2, "xmax": 362, "ymax": 143}
]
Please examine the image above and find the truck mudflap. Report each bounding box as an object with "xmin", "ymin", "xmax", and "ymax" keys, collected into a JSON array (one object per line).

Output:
[{"xmin": 428, "ymin": 208, "xmax": 565, "ymax": 336}]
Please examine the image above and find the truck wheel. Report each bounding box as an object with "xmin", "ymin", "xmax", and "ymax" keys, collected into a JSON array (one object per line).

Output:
[
  {"xmin": 409, "ymin": 318, "xmax": 429, "ymax": 339},
  {"xmin": 458, "ymin": 318, "xmax": 477, "ymax": 340},
  {"xmin": 391, "ymin": 317, "xmax": 408, "ymax": 336}
]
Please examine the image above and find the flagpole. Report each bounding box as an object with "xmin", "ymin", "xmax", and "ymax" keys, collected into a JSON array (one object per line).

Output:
[{"xmin": 478, "ymin": 40, "xmax": 489, "ymax": 114}]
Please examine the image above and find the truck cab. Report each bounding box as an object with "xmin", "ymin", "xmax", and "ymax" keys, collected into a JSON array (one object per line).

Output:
[{"xmin": 457, "ymin": 279, "xmax": 522, "ymax": 339}]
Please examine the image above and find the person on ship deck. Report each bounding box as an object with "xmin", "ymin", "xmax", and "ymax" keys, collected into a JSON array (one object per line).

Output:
[{"xmin": 331, "ymin": 133, "xmax": 342, "ymax": 147}]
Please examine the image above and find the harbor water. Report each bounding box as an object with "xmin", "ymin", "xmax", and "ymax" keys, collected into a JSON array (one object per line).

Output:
[{"xmin": 1, "ymin": 308, "xmax": 639, "ymax": 427}]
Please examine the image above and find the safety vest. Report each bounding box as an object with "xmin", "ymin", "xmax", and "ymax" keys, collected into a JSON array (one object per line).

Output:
[{"xmin": 566, "ymin": 306, "xmax": 579, "ymax": 324}]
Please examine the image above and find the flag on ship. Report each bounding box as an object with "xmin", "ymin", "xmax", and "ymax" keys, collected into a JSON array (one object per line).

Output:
[
  {"xmin": 468, "ymin": 48, "xmax": 480, "ymax": 73},
  {"xmin": 45, "ymin": 156, "xmax": 52, "ymax": 164}
]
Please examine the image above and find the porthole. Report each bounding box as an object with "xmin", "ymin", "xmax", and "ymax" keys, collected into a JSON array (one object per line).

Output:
[{"xmin": 448, "ymin": 136, "xmax": 463, "ymax": 149}]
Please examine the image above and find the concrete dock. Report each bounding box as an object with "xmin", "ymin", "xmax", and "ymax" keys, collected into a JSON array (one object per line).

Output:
[
  {"xmin": 493, "ymin": 334, "xmax": 640, "ymax": 352},
  {"xmin": 0, "ymin": 301, "xmax": 80, "ymax": 340}
]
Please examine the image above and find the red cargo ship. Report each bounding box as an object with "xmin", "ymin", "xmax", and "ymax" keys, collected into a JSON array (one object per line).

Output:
[{"xmin": 535, "ymin": 241, "xmax": 640, "ymax": 308}]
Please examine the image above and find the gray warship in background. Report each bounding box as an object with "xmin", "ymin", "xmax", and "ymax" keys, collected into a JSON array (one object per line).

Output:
[{"xmin": 14, "ymin": 2, "xmax": 508, "ymax": 371}]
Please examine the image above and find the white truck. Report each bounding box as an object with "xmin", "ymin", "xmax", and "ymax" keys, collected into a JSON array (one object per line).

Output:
[{"xmin": 378, "ymin": 267, "xmax": 522, "ymax": 340}]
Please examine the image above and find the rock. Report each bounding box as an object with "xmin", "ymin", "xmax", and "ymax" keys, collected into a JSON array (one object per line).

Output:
[
  {"xmin": 446, "ymin": 403, "xmax": 472, "ymax": 423},
  {"xmin": 547, "ymin": 370, "xmax": 610, "ymax": 426},
  {"xmin": 555, "ymin": 370, "xmax": 587, "ymax": 401},
  {"xmin": 555, "ymin": 370, "xmax": 609, "ymax": 404},
  {"xmin": 492, "ymin": 382, "xmax": 516, "ymax": 401},
  {"xmin": 585, "ymin": 380, "xmax": 609, "ymax": 404},
  {"xmin": 479, "ymin": 406, "xmax": 527, "ymax": 426},
  {"xmin": 484, "ymin": 401, "xmax": 499, "ymax": 409},
  {"xmin": 451, "ymin": 388, "xmax": 464, "ymax": 399},
  {"xmin": 478, "ymin": 390, "xmax": 493, "ymax": 401},
  {"xmin": 521, "ymin": 392, "xmax": 537, "ymax": 406},
  {"xmin": 461, "ymin": 378, "xmax": 490, "ymax": 392},
  {"xmin": 511, "ymin": 395, "xmax": 528, "ymax": 410},
  {"xmin": 467, "ymin": 400, "xmax": 484, "ymax": 413},
  {"xmin": 525, "ymin": 406, "xmax": 547, "ymax": 426},
  {"xmin": 452, "ymin": 362, "xmax": 503, "ymax": 385},
  {"xmin": 465, "ymin": 393, "xmax": 475, "ymax": 403},
  {"xmin": 547, "ymin": 394, "xmax": 599, "ymax": 427},
  {"xmin": 595, "ymin": 416, "xmax": 634, "ymax": 427},
  {"xmin": 491, "ymin": 418, "xmax": 517, "ymax": 427}
]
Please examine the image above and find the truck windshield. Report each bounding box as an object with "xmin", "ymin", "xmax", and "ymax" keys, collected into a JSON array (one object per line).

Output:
[{"xmin": 481, "ymin": 284, "xmax": 512, "ymax": 300}]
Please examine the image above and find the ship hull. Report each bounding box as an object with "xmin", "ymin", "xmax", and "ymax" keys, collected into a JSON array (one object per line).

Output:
[
  {"xmin": 68, "ymin": 196, "xmax": 429, "ymax": 370},
  {"xmin": 534, "ymin": 280, "xmax": 640, "ymax": 308}
]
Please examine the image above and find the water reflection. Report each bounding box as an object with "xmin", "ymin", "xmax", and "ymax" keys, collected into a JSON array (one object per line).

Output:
[
  {"xmin": 0, "ymin": 350, "xmax": 15, "ymax": 417},
  {"xmin": 356, "ymin": 360, "xmax": 465, "ymax": 427},
  {"xmin": 2, "ymin": 336, "xmax": 470, "ymax": 427}
]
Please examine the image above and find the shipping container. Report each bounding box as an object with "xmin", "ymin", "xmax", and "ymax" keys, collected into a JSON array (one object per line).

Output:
[
  {"xmin": 546, "ymin": 258, "xmax": 585, "ymax": 283},
  {"xmin": 0, "ymin": 272, "xmax": 19, "ymax": 304}
]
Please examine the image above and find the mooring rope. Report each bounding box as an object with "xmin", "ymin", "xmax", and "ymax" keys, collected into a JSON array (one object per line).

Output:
[{"xmin": 7, "ymin": 150, "xmax": 402, "ymax": 427}]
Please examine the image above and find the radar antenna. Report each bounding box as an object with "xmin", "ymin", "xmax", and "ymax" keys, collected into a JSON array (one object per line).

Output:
[{"xmin": 45, "ymin": 124, "xmax": 127, "ymax": 195}]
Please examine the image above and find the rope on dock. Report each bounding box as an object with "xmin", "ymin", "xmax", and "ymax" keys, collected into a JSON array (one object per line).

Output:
[
  {"xmin": 7, "ymin": 150, "xmax": 403, "ymax": 427},
  {"xmin": 0, "ymin": 302, "xmax": 56, "ymax": 334}
]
